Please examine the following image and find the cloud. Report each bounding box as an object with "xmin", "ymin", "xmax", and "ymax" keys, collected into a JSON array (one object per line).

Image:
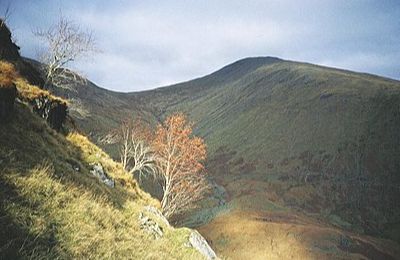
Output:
[{"xmin": 3, "ymin": 0, "xmax": 400, "ymax": 91}]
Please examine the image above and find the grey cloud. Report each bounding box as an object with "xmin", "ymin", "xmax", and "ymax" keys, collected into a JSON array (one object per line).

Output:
[{"xmin": 2, "ymin": 0, "xmax": 399, "ymax": 91}]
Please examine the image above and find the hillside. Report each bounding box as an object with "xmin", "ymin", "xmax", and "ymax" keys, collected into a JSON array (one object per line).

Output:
[
  {"xmin": 51, "ymin": 56, "xmax": 400, "ymax": 258},
  {"xmin": 0, "ymin": 105, "xmax": 202, "ymax": 259},
  {"xmin": 0, "ymin": 22, "xmax": 214, "ymax": 259}
]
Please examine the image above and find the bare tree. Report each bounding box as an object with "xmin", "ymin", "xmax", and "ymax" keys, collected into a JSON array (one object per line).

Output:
[
  {"xmin": 0, "ymin": 2, "xmax": 13, "ymax": 27},
  {"xmin": 34, "ymin": 14, "xmax": 97, "ymax": 89},
  {"xmin": 152, "ymin": 113, "xmax": 210, "ymax": 221},
  {"xmin": 102, "ymin": 119, "xmax": 157, "ymax": 177}
]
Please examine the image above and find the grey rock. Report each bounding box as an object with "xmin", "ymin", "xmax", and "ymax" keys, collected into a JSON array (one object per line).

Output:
[
  {"xmin": 90, "ymin": 163, "xmax": 115, "ymax": 188},
  {"xmin": 189, "ymin": 230, "xmax": 218, "ymax": 260},
  {"xmin": 144, "ymin": 206, "xmax": 170, "ymax": 226},
  {"xmin": 138, "ymin": 212, "xmax": 164, "ymax": 239}
]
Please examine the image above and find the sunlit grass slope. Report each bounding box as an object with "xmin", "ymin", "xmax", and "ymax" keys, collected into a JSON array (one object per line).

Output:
[{"xmin": 0, "ymin": 102, "xmax": 203, "ymax": 259}]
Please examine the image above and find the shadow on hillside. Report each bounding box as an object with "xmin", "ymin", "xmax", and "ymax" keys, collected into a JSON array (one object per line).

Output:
[
  {"xmin": 0, "ymin": 173, "xmax": 59, "ymax": 258},
  {"xmin": 0, "ymin": 104, "xmax": 140, "ymax": 211}
]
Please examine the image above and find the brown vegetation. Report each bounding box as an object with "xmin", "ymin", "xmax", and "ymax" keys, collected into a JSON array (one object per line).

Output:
[
  {"xmin": 0, "ymin": 61, "xmax": 18, "ymax": 87},
  {"xmin": 153, "ymin": 113, "xmax": 210, "ymax": 221},
  {"xmin": 105, "ymin": 114, "xmax": 211, "ymax": 223},
  {"xmin": 198, "ymin": 210, "xmax": 400, "ymax": 260}
]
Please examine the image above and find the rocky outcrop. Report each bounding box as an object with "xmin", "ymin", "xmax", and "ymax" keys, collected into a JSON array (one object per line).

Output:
[
  {"xmin": 139, "ymin": 206, "xmax": 218, "ymax": 259},
  {"xmin": 0, "ymin": 20, "xmax": 44, "ymax": 87},
  {"xmin": 0, "ymin": 84, "xmax": 17, "ymax": 122},
  {"xmin": 30, "ymin": 95, "xmax": 68, "ymax": 131},
  {"xmin": 143, "ymin": 206, "xmax": 170, "ymax": 226},
  {"xmin": 138, "ymin": 206, "xmax": 168, "ymax": 239},
  {"xmin": 188, "ymin": 230, "xmax": 218, "ymax": 260},
  {"xmin": 0, "ymin": 20, "xmax": 19, "ymax": 61},
  {"xmin": 90, "ymin": 163, "xmax": 115, "ymax": 188},
  {"xmin": 138, "ymin": 212, "xmax": 164, "ymax": 239}
]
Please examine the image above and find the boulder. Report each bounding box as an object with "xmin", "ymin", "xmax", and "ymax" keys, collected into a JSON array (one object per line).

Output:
[
  {"xmin": 144, "ymin": 206, "xmax": 170, "ymax": 226},
  {"xmin": 139, "ymin": 205, "xmax": 219, "ymax": 258},
  {"xmin": 188, "ymin": 230, "xmax": 218, "ymax": 260}
]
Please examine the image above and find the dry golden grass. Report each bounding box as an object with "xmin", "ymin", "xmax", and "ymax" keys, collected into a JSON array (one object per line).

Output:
[
  {"xmin": 2, "ymin": 163, "xmax": 201, "ymax": 259},
  {"xmin": 0, "ymin": 59, "xmax": 67, "ymax": 105},
  {"xmin": 0, "ymin": 61, "xmax": 18, "ymax": 87},
  {"xmin": 15, "ymin": 77, "xmax": 68, "ymax": 105},
  {"xmin": 0, "ymin": 101, "xmax": 202, "ymax": 259},
  {"xmin": 198, "ymin": 211, "xmax": 313, "ymax": 260},
  {"xmin": 198, "ymin": 210, "xmax": 400, "ymax": 260},
  {"xmin": 66, "ymin": 131, "xmax": 158, "ymax": 205}
]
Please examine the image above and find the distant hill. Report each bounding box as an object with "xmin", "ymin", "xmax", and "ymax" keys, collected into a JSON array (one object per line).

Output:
[{"xmin": 33, "ymin": 56, "xmax": 400, "ymax": 258}]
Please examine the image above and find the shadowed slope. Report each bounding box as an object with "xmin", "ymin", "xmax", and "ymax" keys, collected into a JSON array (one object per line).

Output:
[{"xmin": 35, "ymin": 56, "xmax": 400, "ymax": 258}]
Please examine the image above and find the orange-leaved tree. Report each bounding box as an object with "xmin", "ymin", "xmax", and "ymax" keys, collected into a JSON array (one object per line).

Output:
[{"xmin": 153, "ymin": 113, "xmax": 210, "ymax": 221}]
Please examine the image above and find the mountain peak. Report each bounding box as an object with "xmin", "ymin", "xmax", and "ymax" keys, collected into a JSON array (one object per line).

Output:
[{"xmin": 215, "ymin": 56, "xmax": 282, "ymax": 75}]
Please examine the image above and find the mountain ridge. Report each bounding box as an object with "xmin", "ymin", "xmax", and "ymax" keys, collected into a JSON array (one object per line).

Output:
[
  {"xmin": 133, "ymin": 56, "xmax": 399, "ymax": 95},
  {"xmin": 25, "ymin": 54, "xmax": 400, "ymax": 259}
]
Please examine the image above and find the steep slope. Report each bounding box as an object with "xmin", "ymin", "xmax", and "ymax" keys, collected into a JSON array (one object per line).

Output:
[
  {"xmin": 0, "ymin": 102, "xmax": 207, "ymax": 259},
  {"xmin": 0, "ymin": 21, "xmax": 212, "ymax": 259},
  {"xmin": 33, "ymin": 57, "xmax": 400, "ymax": 258}
]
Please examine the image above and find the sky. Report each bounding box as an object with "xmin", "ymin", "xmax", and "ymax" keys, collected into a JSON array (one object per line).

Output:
[{"xmin": 1, "ymin": 0, "xmax": 399, "ymax": 92}]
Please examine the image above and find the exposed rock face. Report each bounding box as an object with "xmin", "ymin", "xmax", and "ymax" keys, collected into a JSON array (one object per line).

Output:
[
  {"xmin": 144, "ymin": 206, "xmax": 170, "ymax": 226},
  {"xmin": 30, "ymin": 95, "xmax": 68, "ymax": 131},
  {"xmin": 139, "ymin": 206, "xmax": 218, "ymax": 259},
  {"xmin": 47, "ymin": 100, "xmax": 68, "ymax": 131},
  {"xmin": 0, "ymin": 20, "xmax": 19, "ymax": 61},
  {"xmin": 138, "ymin": 212, "xmax": 164, "ymax": 239},
  {"xmin": 188, "ymin": 230, "xmax": 218, "ymax": 260},
  {"xmin": 90, "ymin": 163, "xmax": 115, "ymax": 188},
  {"xmin": 0, "ymin": 20, "xmax": 44, "ymax": 87},
  {"xmin": 0, "ymin": 84, "xmax": 17, "ymax": 122},
  {"xmin": 138, "ymin": 206, "xmax": 167, "ymax": 239}
]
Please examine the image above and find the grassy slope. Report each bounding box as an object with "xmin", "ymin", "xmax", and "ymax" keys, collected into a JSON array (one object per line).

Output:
[
  {"xmin": 44, "ymin": 57, "xmax": 400, "ymax": 257},
  {"xmin": 133, "ymin": 59, "xmax": 400, "ymax": 258},
  {"xmin": 0, "ymin": 102, "xmax": 203, "ymax": 259}
]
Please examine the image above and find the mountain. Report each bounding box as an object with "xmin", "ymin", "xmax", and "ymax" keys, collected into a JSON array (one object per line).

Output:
[{"xmin": 49, "ymin": 56, "xmax": 400, "ymax": 259}]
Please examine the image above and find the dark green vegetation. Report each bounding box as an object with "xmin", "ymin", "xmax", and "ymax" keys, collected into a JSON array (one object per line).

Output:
[{"xmin": 54, "ymin": 57, "xmax": 400, "ymax": 253}]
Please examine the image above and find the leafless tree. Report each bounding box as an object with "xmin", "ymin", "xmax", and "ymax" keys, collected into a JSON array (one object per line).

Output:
[
  {"xmin": 33, "ymin": 14, "xmax": 97, "ymax": 89},
  {"xmin": 101, "ymin": 119, "xmax": 157, "ymax": 177},
  {"xmin": 0, "ymin": 2, "xmax": 13, "ymax": 27}
]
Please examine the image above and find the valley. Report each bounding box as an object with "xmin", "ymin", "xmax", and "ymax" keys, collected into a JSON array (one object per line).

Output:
[
  {"xmin": 2, "ymin": 2, "xmax": 400, "ymax": 259},
  {"xmin": 53, "ymin": 57, "xmax": 400, "ymax": 259}
]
